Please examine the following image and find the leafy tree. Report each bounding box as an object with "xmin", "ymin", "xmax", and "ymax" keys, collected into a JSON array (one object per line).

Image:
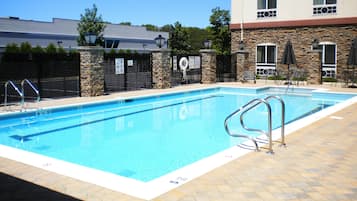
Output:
[
  {"xmin": 45, "ymin": 43, "xmax": 57, "ymax": 53},
  {"xmin": 160, "ymin": 24, "xmax": 173, "ymax": 32},
  {"xmin": 20, "ymin": 42, "xmax": 32, "ymax": 53},
  {"xmin": 186, "ymin": 27, "xmax": 210, "ymax": 53},
  {"xmin": 168, "ymin": 21, "xmax": 191, "ymax": 54},
  {"xmin": 208, "ymin": 7, "xmax": 231, "ymax": 55},
  {"xmin": 142, "ymin": 24, "xmax": 159, "ymax": 31},
  {"xmin": 119, "ymin": 22, "xmax": 131, "ymax": 26},
  {"xmin": 77, "ymin": 4, "xmax": 106, "ymax": 46},
  {"xmin": 32, "ymin": 45, "xmax": 44, "ymax": 53},
  {"xmin": 4, "ymin": 43, "xmax": 20, "ymax": 53}
]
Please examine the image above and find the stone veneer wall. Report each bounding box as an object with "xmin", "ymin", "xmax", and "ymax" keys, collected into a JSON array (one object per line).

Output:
[
  {"xmin": 231, "ymin": 25, "xmax": 357, "ymax": 81},
  {"xmin": 200, "ymin": 49, "xmax": 217, "ymax": 84},
  {"xmin": 79, "ymin": 47, "xmax": 104, "ymax": 97},
  {"xmin": 152, "ymin": 49, "xmax": 171, "ymax": 89},
  {"xmin": 234, "ymin": 51, "xmax": 250, "ymax": 81}
]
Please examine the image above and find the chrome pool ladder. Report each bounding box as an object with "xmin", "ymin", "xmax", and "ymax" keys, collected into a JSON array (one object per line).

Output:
[
  {"xmin": 224, "ymin": 95, "xmax": 285, "ymax": 154},
  {"xmin": 4, "ymin": 80, "xmax": 24, "ymax": 110},
  {"xmin": 21, "ymin": 79, "xmax": 40, "ymax": 104}
]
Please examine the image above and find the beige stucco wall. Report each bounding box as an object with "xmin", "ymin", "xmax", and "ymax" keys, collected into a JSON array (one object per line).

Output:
[{"xmin": 231, "ymin": 0, "xmax": 357, "ymax": 24}]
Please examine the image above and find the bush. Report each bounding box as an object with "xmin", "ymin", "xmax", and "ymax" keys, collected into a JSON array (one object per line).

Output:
[
  {"xmin": 323, "ymin": 77, "xmax": 338, "ymax": 82},
  {"xmin": 32, "ymin": 45, "xmax": 45, "ymax": 53},
  {"xmin": 20, "ymin": 42, "xmax": 32, "ymax": 53},
  {"xmin": 45, "ymin": 43, "xmax": 57, "ymax": 53},
  {"xmin": 4, "ymin": 43, "xmax": 20, "ymax": 53},
  {"xmin": 109, "ymin": 49, "xmax": 117, "ymax": 54}
]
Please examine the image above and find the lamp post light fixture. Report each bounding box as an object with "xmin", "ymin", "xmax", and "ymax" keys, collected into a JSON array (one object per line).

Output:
[
  {"xmin": 312, "ymin": 39, "xmax": 320, "ymax": 50},
  {"xmin": 239, "ymin": 40, "xmax": 245, "ymax": 51},
  {"xmin": 85, "ymin": 32, "xmax": 97, "ymax": 46},
  {"xmin": 154, "ymin": 34, "xmax": 165, "ymax": 48},
  {"xmin": 203, "ymin": 39, "xmax": 212, "ymax": 49}
]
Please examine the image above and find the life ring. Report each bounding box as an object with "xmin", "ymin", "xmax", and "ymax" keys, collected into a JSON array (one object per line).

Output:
[{"xmin": 179, "ymin": 57, "xmax": 189, "ymax": 71}]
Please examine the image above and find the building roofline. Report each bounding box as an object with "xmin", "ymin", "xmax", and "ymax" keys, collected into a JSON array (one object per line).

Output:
[{"xmin": 230, "ymin": 17, "xmax": 357, "ymax": 30}]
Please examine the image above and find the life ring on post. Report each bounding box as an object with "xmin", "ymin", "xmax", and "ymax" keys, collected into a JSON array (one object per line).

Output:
[{"xmin": 179, "ymin": 57, "xmax": 189, "ymax": 71}]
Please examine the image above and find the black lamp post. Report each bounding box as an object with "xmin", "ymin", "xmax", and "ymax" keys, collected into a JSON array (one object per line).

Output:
[
  {"xmin": 85, "ymin": 32, "xmax": 97, "ymax": 46},
  {"xmin": 203, "ymin": 39, "xmax": 212, "ymax": 49},
  {"xmin": 154, "ymin": 34, "xmax": 165, "ymax": 48}
]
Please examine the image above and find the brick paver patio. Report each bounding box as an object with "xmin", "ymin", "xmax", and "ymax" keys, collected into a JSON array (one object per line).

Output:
[{"xmin": 0, "ymin": 84, "xmax": 356, "ymax": 200}]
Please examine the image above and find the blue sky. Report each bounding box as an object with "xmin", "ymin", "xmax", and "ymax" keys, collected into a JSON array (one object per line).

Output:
[{"xmin": 0, "ymin": 0, "xmax": 230, "ymax": 28}]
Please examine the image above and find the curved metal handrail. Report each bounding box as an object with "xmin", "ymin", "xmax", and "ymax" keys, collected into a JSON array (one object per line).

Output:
[
  {"xmin": 21, "ymin": 79, "xmax": 40, "ymax": 103},
  {"xmin": 4, "ymin": 80, "xmax": 24, "ymax": 109},
  {"xmin": 224, "ymin": 98, "xmax": 269, "ymax": 152},
  {"xmin": 224, "ymin": 96, "xmax": 286, "ymax": 154},
  {"xmin": 265, "ymin": 95, "xmax": 285, "ymax": 146}
]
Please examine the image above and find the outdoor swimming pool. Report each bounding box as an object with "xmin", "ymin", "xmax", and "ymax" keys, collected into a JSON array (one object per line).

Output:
[{"xmin": 0, "ymin": 86, "xmax": 356, "ymax": 199}]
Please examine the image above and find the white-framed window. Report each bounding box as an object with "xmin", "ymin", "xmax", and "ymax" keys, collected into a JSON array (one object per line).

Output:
[
  {"xmin": 257, "ymin": 0, "xmax": 277, "ymax": 18},
  {"xmin": 104, "ymin": 39, "xmax": 120, "ymax": 49},
  {"xmin": 316, "ymin": 42, "xmax": 337, "ymax": 78},
  {"xmin": 256, "ymin": 44, "xmax": 277, "ymax": 76},
  {"xmin": 313, "ymin": 0, "xmax": 337, "ymax": 15}
]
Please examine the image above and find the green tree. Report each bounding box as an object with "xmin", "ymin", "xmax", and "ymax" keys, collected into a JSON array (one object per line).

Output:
[
  {"xmin": 32, "ymin": 45, "xmax": 44, "ymax": 53},
  {"xmin": 142, "ymin": 24, "xmax": 159, "ymax": 31},
  {"xmin": 4, "ymin": 43, "xmax": 20, "ymax": 53},
  {"xmin": 45, "ymin": 43, "xmax": 57, "ymax": 53},
  {"xmin": 186, "ymin": 27, "xmax": 210, "ymax": 53},
  {"xmin": 208, "ymin": 7, "xmax": 231, "ymax": 55},
  {"xmin": 20, "ymin": 42, "xmax": 32, "ymax": 53},
  {"xmin": 119, "ymin": 22, "xmax": 131, "ymax": 26},
  {"xmin": 168, "ymin": 22, "xmax": 191, "ymax": 54},
  {"xmin": 77, "ymin": 4, "xmax": 106, "ymax": 46}
]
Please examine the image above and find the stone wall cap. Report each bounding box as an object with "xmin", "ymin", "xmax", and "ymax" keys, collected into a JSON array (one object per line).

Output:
[
  {"xmin": 151, "ymin": 48, "xmax": 171, "ymax": 53},
  {"xmin": 199, "ymin": 49, "xmax": 216, "ymax": 53},
  {"xmin": 307, "ymin": 49, "xmax": 322, "ymax": 53},
  {"xmin": 77, "ymin": 46, "xmax": 104, "ymax": 51}
]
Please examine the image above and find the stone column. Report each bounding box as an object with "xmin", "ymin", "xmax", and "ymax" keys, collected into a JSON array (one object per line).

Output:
[
  {"xmin": 78, "ymin": 46, "xmax": 105, "ymax": 97},
  {"xmin": 152, "ymin": 49, "xmax": 171, "ymax": 89},
  {"xmin": 307, "ymin": 50, "xmax": 322, "ymax": 85},
  {"xmin": 200, "ymin": 49, "xmax": 217, "ymax": 84},
  {"xmin": 234, "ymin": 50, "xmax": 250, "ymax": 82}
]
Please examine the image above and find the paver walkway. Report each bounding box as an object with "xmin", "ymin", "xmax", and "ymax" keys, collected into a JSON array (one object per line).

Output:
[{"xmin": 0, "ymin": 84, "xmax": 356, "ymax": 200}]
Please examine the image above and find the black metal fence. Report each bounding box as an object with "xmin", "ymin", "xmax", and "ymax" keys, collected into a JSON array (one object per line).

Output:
[
  {"xmin": 103, "ymin": 53, "xmax": 152, "ymax": 92},
  {"xmin": 171, "ymin": 55, "xmax": 201, "ymax": 87},
  {"xmin": 0, "ymin": 53, "xmax": 80, "ymax": 104},
  {"xmin": 216, "ymin": 55, "xmax": 236, "ymax": 82}
]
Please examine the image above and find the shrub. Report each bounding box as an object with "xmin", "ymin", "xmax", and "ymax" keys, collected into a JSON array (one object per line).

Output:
[
  {"xmin": 32, "ymin": 45, "xmax": 45, "ymax": 53},
  {"xmin": 20, "ymin": 42, "xmax": 32, "ymax": 53},
  {"xmin": 4, "ymin": 43, "xmax": 20, "ymax": 53},
  {"xmin": 45, "ymin": 43, "xmax": 57, "ymax": 53},
  {"xmin": 323, "ymin": 77, "xmax": 338, "ymax": 82}
]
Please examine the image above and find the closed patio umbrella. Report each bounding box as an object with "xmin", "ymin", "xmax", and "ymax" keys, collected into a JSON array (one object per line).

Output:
[{"xmin": 281, "ymin": 40, "xmax": 297, "ymax": 83}]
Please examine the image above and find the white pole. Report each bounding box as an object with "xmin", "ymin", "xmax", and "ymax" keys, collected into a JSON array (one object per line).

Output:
[{"xmin": 240, "ymin": 0, "xmax": 244, "ymax": 41}]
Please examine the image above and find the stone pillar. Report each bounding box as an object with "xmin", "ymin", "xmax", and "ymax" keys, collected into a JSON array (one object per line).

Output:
[
  {"xmin": 234, "ymin": 50, "xmax": 250, "ymax": 81},
  {"xmin": 307, "ymin": 50, "xmax": 322, "ymax": 85},
  {"xmin": 78, "ymin": 46, "xmax": 105, "ymax": 97},
  {"xmin": 152, "ymin": 49, "xmax": 171, "ymax": 89},
  {"xmin": 200, "ymin": 49, "xmax": 217, "ymax": 84}
]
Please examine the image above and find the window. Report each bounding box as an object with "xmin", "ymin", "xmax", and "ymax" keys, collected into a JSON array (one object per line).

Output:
[
  {"xmin": 313, "ymin": 0, "xmax": 337, "ymax": 15},
  {"xmin": 256, "ymin": 44, "xmax": 277, "ymax": 76},
  {"xmin": 104, "ymin": 39, "xmax": 120, "ymax": 48},
  {"xmin": 318, "ymin": 43, "xmax": 337, "ymax": 78},
  {"xmin": 257, "ymin": 0, "xmax": 277, "ymax": 18}
]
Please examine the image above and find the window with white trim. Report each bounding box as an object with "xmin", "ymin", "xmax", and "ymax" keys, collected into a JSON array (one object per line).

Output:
[
  {"xmin": 313, "ymin": 0, "xmax": 337, "ymax": 15},
  {"xmin": 257, "ymin": 0, "xmax": 277, "ymax": 18},
  {"xmin": 318, "ymin": 43, "xmax": 337, "ymax": 78},
  {"xmin": 256, "ymin": 44, "xmax": 277, "ymax": 76}
]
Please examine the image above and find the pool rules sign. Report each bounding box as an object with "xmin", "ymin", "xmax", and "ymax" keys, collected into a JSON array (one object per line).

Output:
[{"xmin": 115, "ymin": 58, "xmax": 125, "ymax": 74}]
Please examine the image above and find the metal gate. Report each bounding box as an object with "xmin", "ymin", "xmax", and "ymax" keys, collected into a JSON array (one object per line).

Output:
[
  {"xmin": 171, "ymin": 54, "xmax": 201, "ymax": 86},
  {"xmin": 0, "ymin": 53, "xmax": 80, "ymax": 103},
  {"xmin": 104, "ymin": 53, "xmax": 152, "ymax": 92},
  {"xmin": 216, "ymin": 55, "xmax": 236, "ymax": 82}
]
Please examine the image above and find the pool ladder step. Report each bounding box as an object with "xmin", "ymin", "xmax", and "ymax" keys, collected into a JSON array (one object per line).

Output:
[
  {"xmin": 3, "ymin": 79, "xmax": 40, "ymax": 112},
  {"xmin": 224, "ymin": 95, "xmax": 286, "ymax": 154}
]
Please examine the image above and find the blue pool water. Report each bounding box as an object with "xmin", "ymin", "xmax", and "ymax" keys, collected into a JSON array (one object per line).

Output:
[{"xmin": 0, "ymin": 87, "xmax": 355, "ymax": 182}]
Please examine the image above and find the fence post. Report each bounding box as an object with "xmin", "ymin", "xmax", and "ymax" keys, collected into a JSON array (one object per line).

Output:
[
  {"xmin": 78, "ymin": 46, "xmax": 105, "ymax": 96},
  {"xmin": 307, "ymin": 49, "xmax": 322, "ymax": 85},
  {"xmin": 200, "ymin": 49, "xmax": 217, "ymax": 84},
  {"xmin": 152, "ymin": 49, "xmax": 171, "ymax": 89},
  {"xmin": 234, "ymin": 50, "xmax": 250, "ymax": 82}
]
